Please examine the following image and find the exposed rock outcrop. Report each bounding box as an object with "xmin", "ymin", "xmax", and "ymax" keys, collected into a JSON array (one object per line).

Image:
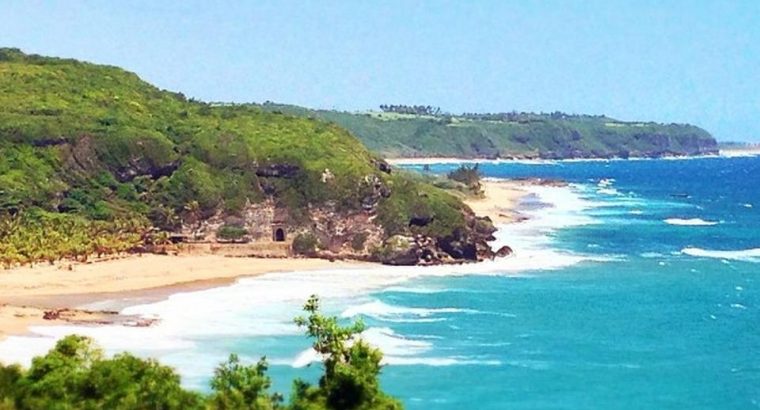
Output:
[{"xmin": 255, "ymin": 163, "xmax": 300, "ymax": 178}]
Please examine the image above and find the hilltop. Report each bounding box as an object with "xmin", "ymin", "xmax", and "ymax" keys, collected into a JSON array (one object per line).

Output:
[
  {"xmin": 257, "ymin": 103, "xmax": 718, "ymax": 159},
  {"xmin": 0, "ymin": 48, "xmax": 502, "ymax": 266}
]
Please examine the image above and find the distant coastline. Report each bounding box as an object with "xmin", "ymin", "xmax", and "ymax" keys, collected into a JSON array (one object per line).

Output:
[{"xmin": 386, "ymin": 153, "xmax": 734, "ymax": 166}]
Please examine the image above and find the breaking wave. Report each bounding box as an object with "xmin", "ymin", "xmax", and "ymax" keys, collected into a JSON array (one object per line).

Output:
[
  {"xmin": 681, "ymin": 247, "xmax": 760, "ymax": 262},
  {"xmin": 664, "ymin": 218, "xmax": 719, "ymax": 226}
]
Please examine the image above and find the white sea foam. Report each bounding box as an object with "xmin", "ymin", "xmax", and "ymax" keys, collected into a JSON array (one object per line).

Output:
[
  {"xmin": 640, "ymin": 252, "xmax": 664, "ymax": 259},
  {"xmin": 380, "ymin": 286, "xmax": 447, "ymax": 294},
  {"xmin": 291, "ymin": 348, "xmax": 322, "ymax": 368},
  {"xmin": 664, "ymin": 218, "xmax": 719, "ymax": 226},
  {"xmin": 681, "ymin": 247, "xmax": 760, "ymax": 262},
  {"xmin": 597, "ymin": 178, "xmax": 615, "ymax": 187},
  {"xmin": 382, "ymin": 356, "xmax": 502, "ymax": 366},
  {"xmin": 341, "ymin": 300, "xmax": 474, "ymax": 320}
]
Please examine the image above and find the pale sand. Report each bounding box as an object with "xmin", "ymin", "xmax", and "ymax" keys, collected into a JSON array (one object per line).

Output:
[
  {"xmin": 464, "ymin": 180, "xmax": 532, "ymax": 224},
  {"xmin": 0, "ymin": 255, "xmax": 364, "ymax": 340}
]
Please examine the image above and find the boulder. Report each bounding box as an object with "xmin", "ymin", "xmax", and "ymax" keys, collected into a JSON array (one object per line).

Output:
[
  {"xmin": 377, "ymin": 235, "xmax": 420, "ymax": 265},
  {"xmin": 495, "ymin": 245, "xmax": 513, "ymax": 258},
  {"xmin": 372, "ymin": 158, "xmax": 392, "ymax": 174}
]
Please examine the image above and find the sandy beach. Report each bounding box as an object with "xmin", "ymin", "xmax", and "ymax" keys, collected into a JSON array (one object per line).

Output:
[
  {"xmin": 0, "ymin": 178, "xmax": 531, "ymax": 341},
  {"xmin": 464, "ymin": 179, "xmax": 532, "ymax": 224},
  {"xmin": 0, "ymin": 255, "xmax": 362, "ymax": 340}
]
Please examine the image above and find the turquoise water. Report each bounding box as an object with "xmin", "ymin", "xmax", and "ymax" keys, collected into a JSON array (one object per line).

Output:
[
  {"xmin": 3, "ymin": 156, "xmax": 758, "ymax": 408},
  {"xmin": 376, "ymin": 157, "xmax": 760, "ymax": 409}
]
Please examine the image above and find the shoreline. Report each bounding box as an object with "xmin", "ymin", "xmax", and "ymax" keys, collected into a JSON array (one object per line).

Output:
[
  {"xmin": 0, "ymin": 256, "xmax": 369, "ymax": 341},
  {"xmin": 0, "ymin": 179, "xmax": 532, "ymax": 344},
  {"xmin": 385, "ymin": 152, "xmax": 748, "ymax": 166},
  {"xmin": 463, "ymin": 179, "xmax": 533, "ymax": 225}
]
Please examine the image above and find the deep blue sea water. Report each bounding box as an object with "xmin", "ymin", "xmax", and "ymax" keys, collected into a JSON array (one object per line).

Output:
[{"xmin": 2, "ymin": 156, "xmax": 758, "ymax": 408}]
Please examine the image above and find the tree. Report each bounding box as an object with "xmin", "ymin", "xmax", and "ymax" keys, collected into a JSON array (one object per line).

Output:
[
  {"xmin": 209, "ymin": 355, "xmax": 283, "ymax": 409},
  {"xmin": 290, "ymin": 295, "xmax": 402, "ymax": 410},
  {"xmin": 8, "ymin": 335, "xmax": 203, "ymax": 410}
]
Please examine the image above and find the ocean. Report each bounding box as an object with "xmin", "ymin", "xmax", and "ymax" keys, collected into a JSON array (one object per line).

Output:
[{"xmin": 2, "ymin": 156, "xmax": 759, "ymax": 409}]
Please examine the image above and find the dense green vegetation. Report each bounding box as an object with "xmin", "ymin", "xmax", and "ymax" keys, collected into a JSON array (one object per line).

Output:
[
  {"xmin": 0, "ymin": 211, "xmax": 147, "ymax": 267},
  {"xmin": 292, "ymin": 232, "xmax": 321, "ymax": 256},
  {"xmin": 0, "ymin": 296, "xmax": 401, "ymax": 409},
  {"xmin": 258, "ymin": 103, "xmax": 718, "ymax": 159},
  {"xmin": 0, "ymin": 48, "xmax": 475, "ymax": 265}
]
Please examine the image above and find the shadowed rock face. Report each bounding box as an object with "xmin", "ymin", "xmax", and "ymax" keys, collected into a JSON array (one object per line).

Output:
[
  {"xmin": 372, "ymin": 158, "xmax": 392, "ymax": 174},
  {"xmin": 255, "ymin": 164, "xmax": 301, "ymax": 178},
  {"xmin": 409, "ymin": 214, "xmax": 432, "ymax": 227}
]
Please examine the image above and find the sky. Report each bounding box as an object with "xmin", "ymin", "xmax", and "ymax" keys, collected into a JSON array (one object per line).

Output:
[{"xmin": 2, "ymin": 1, "xmax": 759, "ymax": 141}]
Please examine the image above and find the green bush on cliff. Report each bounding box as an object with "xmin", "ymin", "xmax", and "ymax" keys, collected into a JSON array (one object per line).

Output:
[
  {"xmin": 217, "ymin": 224, "xmax": 248, "ymax": 242},
  {"xmin": 0, "ymin": 296, "xmax": 402, "ymax": 410},
  {"xmin": 292, "ymin": 232, "xmax": 320, "ymax": 256}
]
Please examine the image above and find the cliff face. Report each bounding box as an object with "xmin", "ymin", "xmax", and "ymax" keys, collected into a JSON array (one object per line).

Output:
[
  {"xmin": 0, "ymin": 48, "xmax": 499, "ymax": 266},
  {"xmin": 258, "ymin": 104, "xmax": 719, "ymax": 160}
]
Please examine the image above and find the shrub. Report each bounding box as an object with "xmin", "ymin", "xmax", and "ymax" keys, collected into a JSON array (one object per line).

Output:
[
  {"xmin": 351, "ymin": 232, "xmax": 369, "ymax": 251},
  {"xmin": 292, "ymin": 232, "xmax": 319, "ymax": 256},
  {"xmin": 447, "ymin": 164, "xmax": 481, "ymax": 190},
  {"xmin": 216, "ymin": 224, "xmax": 248, "ymax": 242}
]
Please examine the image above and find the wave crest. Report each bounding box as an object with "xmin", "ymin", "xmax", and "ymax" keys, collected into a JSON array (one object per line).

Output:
[
  {"xmin": 341, "ymin": 300, "xmax": 474, "ymax": 321},
  {"xmin": 664, "ymin": 218, "xmax": 719, "ymax": 226},
  {"xmin": 681, "ymin": 247, "xmax": 760, "ymax": 261}
]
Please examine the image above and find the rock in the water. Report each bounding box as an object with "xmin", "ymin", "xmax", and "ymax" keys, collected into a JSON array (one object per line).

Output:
[{"xmin": 495, "ymin": 245, "xmax": 513, "ymax": 257}]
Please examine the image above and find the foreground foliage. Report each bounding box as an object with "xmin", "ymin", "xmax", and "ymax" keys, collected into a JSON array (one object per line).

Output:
[{"xmin": 0, "ymin": 296, "xmax": 401, "ymax": 409}]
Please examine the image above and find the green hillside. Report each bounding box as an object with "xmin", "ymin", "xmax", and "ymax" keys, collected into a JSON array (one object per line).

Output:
[
  {"xmin": 0, "ymin": 48, "xmax": 493, "ymax": 266},
  {"xmin": 258, "ymin": 104, "xmax": 718, "ymax": 159}
]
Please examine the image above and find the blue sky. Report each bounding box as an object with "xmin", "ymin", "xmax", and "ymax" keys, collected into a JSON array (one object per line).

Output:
[{"xmin": 3, "ymin": 1, "xmax": 759, "ymax": 141}]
